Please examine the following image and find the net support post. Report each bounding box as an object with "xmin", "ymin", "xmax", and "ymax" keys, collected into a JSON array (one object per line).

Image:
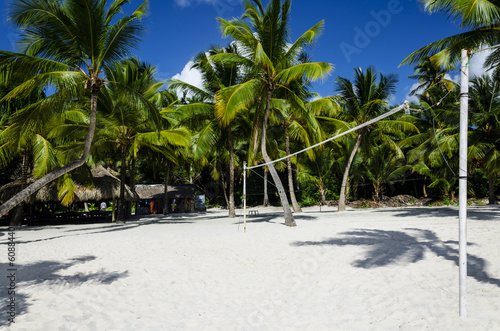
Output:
[
  {"xmin": 243, "ymin": 162, "xmax": 247, "ymax": 233},
  {"xmin": 459, "ymin": 48, "xmax": 469, "ymax": 318}
]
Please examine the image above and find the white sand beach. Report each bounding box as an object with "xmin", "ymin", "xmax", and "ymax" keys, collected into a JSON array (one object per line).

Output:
[{"xmin": 1, "ymin": 205, "xmax": 500, "ymax": 330}]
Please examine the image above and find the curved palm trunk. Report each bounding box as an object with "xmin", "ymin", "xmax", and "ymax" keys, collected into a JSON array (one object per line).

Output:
[
  {"xmin": 251, "ymin": 96, "xmax": 262, "ymax": 159},
  {"xmin": 284, "ymin": 124, "xmax": 302, "ymax": 213},
  {"xmin": 338, "ymin": 133, "xmax": 363, "ymax": 211},
  {"xmin": 0, "ymin": 86, "xmax": 100, "ymax": 218},
  {"xmin": 423, "ymin": 177, "xmax": 428, "ymax": 198},
  {"xmin": 163, "ymin": 163, "xmax": 170, "ymax": 215},
  {"xmin": 227, "ymin": 126, "xmax": 236, "ymax": 218},
  {"xmin": 263, "ymin": 167, "xmax": 270, "ymax": 206},
  {"xmin": 117, "ymin": 143, "xmax": 128, "ymax": 223},
  {"xmin": 10, "ymin": 151, "xmax": 31, "ymax": 226},
  {"xmin": 262, "ymin": 89, "xmax": 296, "ymax": 226}
]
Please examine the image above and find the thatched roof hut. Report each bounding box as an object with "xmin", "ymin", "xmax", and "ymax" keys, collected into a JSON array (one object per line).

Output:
[
  {"xmin": 135, "ymin": 184, "xmax": 195, "ymax": 200},
  {"xmin": 0, "ymin": 165, "xmax": 134, "ymax": 204},
  {"xmin": 74, "ymin": 165, "xmax": 135, "ymax": 202},
  {"xmin": 0, "ymin": 178, "xmax": 58, "ymax": 204}
]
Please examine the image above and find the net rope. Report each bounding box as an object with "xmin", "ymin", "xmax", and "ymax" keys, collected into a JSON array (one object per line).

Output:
[{"xmin": 246, "ymin": 101, "xmax": 410, "ymax": 170}]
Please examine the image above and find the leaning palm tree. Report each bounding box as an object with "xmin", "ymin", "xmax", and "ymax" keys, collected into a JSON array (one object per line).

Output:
[
  {"xmin": 401, "ymin": 0, "xmax": 500, "ymax": 68},
  {"xmin": 335, "ymin": 66, "xmax": 417, "ymax": 211},
  {"xmin": 213, "ymin": 0, "xmax": 333, "ymax": 226},
  {"xmin": 0, "ymin": 0, "xmax": 149, "ymax": 217}
]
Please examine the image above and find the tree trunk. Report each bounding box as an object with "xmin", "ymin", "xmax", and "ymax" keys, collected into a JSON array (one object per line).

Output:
[
  {"xmin": 263, "ymin": 167, "xmax": 270, "ymax": 206},
  {"xmin": 251, "ymin": 96, "xmax": 262, "ymax": 161},
  {"xmin": 374, "ymin": 182, "xmax": 381, "ymax": 202},
  {"xmin": 262, "ymin": 89, "xmax": 295, "ymax": 226},
  {"xmin": 221, "ymin": 173, "xmax": 229, "ymax": 209},
  {"xmin": 112, "ymin": 198, "xmax": 116, "ymax": 222},
  {"xmin": 285, "ymin": 124, "xmax": 302, "ymax": 213},
  {"xmin": 0, "ymin": 86, "xmax": 100, "ymax": 217},
  {"xmin": 130, "ymin": 153, "xmax": 138, "ymax": 215},
  {"xmin": 413, "ymin": 177, "xmax": 419, "ymax": 198},
  {"xmin": 227, "ymin": 127, "xmax": 236, "ymax": 218},
  {"xmin": 338, "ymin": 133, "xmax": 363, "ymax": 211},
  {"xmin": 488, "ymin": 174, "xmax": 497, "ymax": 204},
  {"xmin": 163, "ymin": 163, "xmax": 170, "ymax": 215},
  {"xmin": 117, "ymin": 143, "xmax": 127, "ymax": 223},
  {"xmin": 319, "ymin": 179, "xmax": 327, "ymax": 205},
  {"xmin": 423, "ymin": 177, "xmax": 428, "ymax": 198},
  {"xmin": 10, "ymin": 151, "xmax": 31, "ymax": 227}
]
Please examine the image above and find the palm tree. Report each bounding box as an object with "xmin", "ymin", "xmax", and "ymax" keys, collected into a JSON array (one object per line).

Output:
[
  {"xmin": 296, "ymin": 146, "xmax": 336, "ymax": 205},
  {"xmin": 0, "ymin": 67, "xmax": 48, "ymax": 225},
  {"xmin": 170, "ymin": 44, "xmax": 245, "ymax": 218},
  {"xmin": 96, "ymin": 58, "xmax": 190, "ymax": 221},
  {"xmin": 0, "ymin": 0, "xmax": 149, "ymax": 217},
  {"xmin": 408, "ymin": 56, "xmax": 456, "ymax": 96},
  {"xmin": 213, "ymin": 0, "xmax": 333, "ymax": 226},
  {"xmin": 403, "ymin": 87, "xmax": 462, "ymax": 200},
  {"xmin": 335, "ymin": 66, "xmax": 401, "ymax": 211},
  {"xmin": 363, "ymin": 143, "xmax": 409, "ymax": 201},
  {"xmin": 401, "ymin": 0, "xmax": 500, "ymax": 68},
  {"xmin": 469, "ymin": 74, "xmax": 500, "ymax": 204}
]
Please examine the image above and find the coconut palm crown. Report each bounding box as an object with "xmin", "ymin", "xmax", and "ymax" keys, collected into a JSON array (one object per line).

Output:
[
  {"xmin": 401, "ymin": 0, "xmax": 500, "ymax": 68},
  {"xmin": 212, "ymin": 0, "xmax": 333, "ymax": 226},
  {"xmin": 0, "ymin": 0, "xmax": 149, "ymax": 217}
]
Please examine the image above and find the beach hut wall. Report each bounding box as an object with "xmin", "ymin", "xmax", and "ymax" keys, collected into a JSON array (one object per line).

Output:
[{"xmin": 135, "ymin": 184, "xmax": 195, "ymax": 200}]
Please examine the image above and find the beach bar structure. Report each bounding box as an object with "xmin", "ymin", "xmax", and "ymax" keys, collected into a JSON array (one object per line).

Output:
[
  {"xmin": 135, "ymin": 184, "xmax": 197, "ymax": 215},
  {"xmin": 0, "ymin": 165, "xmax": 135, "ymax": 224}
]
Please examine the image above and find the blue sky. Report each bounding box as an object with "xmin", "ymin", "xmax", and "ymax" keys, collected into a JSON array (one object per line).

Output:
[{"xmin": 0, "ymin": 0, "xmax": 491, "ymax": 104}]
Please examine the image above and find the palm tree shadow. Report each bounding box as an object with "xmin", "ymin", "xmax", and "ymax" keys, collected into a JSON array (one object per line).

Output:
[
  {"xmin": 0, "ymin": 255, "xmax": 128, "ymax": 327},
  {"xmin": 291, "ymin": 228, "xmax": 500, "ymax": 287}
]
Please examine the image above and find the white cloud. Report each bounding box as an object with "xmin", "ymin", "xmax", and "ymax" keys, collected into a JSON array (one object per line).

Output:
[
  {"xmin": 469, "ymin": 48, "xmax": 493, "ymax": 78},
  {"xmin": 172, "ymin": 61, "xmax": 204, "ymax": 91},
  {"xmin": 404, "ymin": 82, "xmax": 421, "ymax": 104},
  {"xmin": 309, "ymin": 94, "xmax": 323, "ymax": 102}
]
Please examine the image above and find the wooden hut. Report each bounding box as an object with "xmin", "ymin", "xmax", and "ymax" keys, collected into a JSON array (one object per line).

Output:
[
  {"xmin": 0, "ymin": 165, "xmax": 135, "ymax": 224},
  {"xmin": 0, "ymin": 165, "xmax": 134, "ymax": 203},
  {"xmin": 135, "ymin": 184, "xmax": 195, "ymax": 214}
]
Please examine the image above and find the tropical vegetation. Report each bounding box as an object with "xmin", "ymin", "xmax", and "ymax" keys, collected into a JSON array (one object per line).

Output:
[{"xmin": 0, "ymin": 0, "xmax": 498, "ymax": 227}]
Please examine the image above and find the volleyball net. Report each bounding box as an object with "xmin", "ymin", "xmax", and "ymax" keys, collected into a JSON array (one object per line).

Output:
[{"xmin": 242, "ymin": 101, "xmax": 411, "ymax": 231}]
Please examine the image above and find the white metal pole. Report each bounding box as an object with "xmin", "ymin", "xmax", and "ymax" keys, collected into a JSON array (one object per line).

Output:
[
  {"xmin": 243, "ymin": 162, "xmax": 247, "ymax": 233},
  {"xmin": 459, "ymin": 48, "xmax": 469, "ymax": 318}
]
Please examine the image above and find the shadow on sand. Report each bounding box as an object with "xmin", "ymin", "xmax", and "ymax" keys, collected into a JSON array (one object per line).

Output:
[
  {"xmin": 0, "ymin": 255, "xmax": 128, "ymax": 327},
  {"xmin": 370, "ymin": 205, "xmax": 500, "ymax": 221},
  {"xmin": 291, "ymin": 228, "xmax": 500, "ymax": 288},
  {"xmin": 0, "ymin": 218, "xmax": 195, "ymax": 245},
  {"xmin": 234, "ymin": 212, "xmax": 318, "ymax": 225}
]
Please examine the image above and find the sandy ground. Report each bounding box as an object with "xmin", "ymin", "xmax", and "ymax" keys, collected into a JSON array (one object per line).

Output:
[{"xmin": 1, "ymin": 205, "xmax": 499, "ymax": 330}]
